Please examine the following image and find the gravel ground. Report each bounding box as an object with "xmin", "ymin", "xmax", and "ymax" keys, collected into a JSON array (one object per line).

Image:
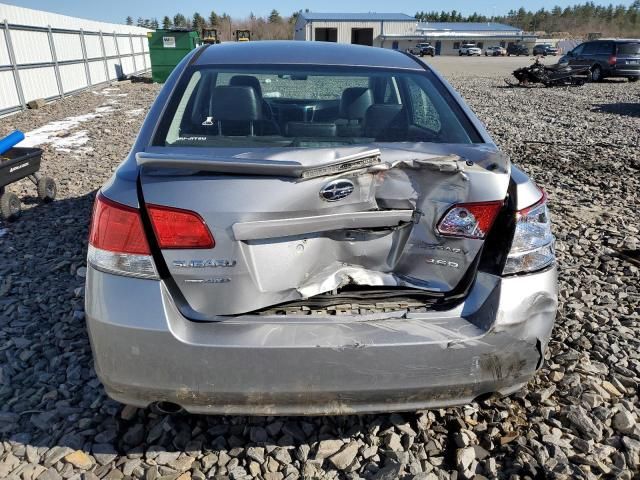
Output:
[{"xmin": 0, "ymin": 69, "xmax": 639, "ymax": 480}]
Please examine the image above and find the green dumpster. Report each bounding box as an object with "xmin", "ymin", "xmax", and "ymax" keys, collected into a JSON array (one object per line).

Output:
[{"xmin": 148, "ymin": 29, "xmax": 201, "ymax": 83}]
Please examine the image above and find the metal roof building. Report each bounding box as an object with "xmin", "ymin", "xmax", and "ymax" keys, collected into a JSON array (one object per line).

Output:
[
  {"xmin": 298, "ymin": 13, "xmax": 416, "ymax": 22},
  {"xmin": 294, "ymin": 12, "xmax": 418, "ymax": 46},
  {"xmin": 294, "ymin": 13, "xmax": 536, "ymax": 55},
  {"xmin": 417, "ymin": 22, "xmax": 524, "ymax": 33}
]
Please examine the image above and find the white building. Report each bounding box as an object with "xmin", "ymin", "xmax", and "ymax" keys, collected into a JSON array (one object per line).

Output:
[
  {"xmin": 294, "ymin": 13, "xmax": 536, "ymax": 55},
  {"xmin": 293, "ymin": 13, "xmax": 418, "ymax": 46}
]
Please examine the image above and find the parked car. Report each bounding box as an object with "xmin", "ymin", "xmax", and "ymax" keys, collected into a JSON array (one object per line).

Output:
[
  {"xmin": 485, "ymin": 46, "xmax": 506, "ymax": 56},
  {"xmin": 409, "ymin": 42, "xmax": 435, "ymax": 57},
  {"xmin": 560, "ymin": 39, "xmax": 640, "ymax": 82},
  {"xmin": 507, "ymin": 43, "xmax": 529, "ymax": 56},
  {"xmin": 86, "ymin": 41, "xmax": 558, "ymax": 415},
  {"xmin": 459, "ymin": 43, "xmax": 482, "ymax": 56},
  {"xmin": 533, "ymin": 44, "xmax": 559, "ymax": 56}
]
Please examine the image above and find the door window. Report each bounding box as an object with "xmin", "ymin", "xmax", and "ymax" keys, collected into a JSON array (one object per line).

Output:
[
  {"xmin": 582, "ymin": 42, "xmax": 598, "ymax": 55},
  {"xmin": 571, "ymin": 44, "xmax": 585, "ymax": 56},
  {"xmin": 596, "ymin": 42, "xmax": 614, "ymax": 55},
  {"xmin": 404, "ymin": 77, "xmax": 441, "ymax": 133}
]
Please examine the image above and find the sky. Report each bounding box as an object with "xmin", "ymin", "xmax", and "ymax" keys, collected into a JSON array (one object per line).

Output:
[{"xmin": 2, "ymin": 0, "xmax": 636, "ymax": 24}]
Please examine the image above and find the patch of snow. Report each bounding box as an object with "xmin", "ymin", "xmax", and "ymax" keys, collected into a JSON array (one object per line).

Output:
[
  {"xmin": 98, "ymin": 87, "xmax": 128, "ymax": 98},
  {"xmin": 126, "ymin": 109, "xmax": 144, "ymax": 116},
  {"xmin": 51, "ymin": 130, "xmax": 90, "ymax": 151},
  {"xmin": 20, "ymin": 113, "xmax": 98, "ymax": 148},
  {"xmin": 20, "ymin": 103, "xmax": 117, "ymax": 151}
]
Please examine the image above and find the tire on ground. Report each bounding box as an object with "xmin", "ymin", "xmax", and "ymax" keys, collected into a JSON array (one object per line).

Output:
[
  {"xmin": 0, "ymin": 192, "xmax": 21, "ymax": 220},
  {"xmin": 37, "ymin": 176, "xmax": 57, "ymax": 202},
  {"xmin": 590, "ymin": 65, "xmax": 603, "ymax": 82}
]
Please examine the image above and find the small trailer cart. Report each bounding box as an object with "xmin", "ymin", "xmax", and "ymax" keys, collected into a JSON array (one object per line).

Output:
[{"xmin": 0, "ymin": 147, "xmax": 56, "ymax": 220}]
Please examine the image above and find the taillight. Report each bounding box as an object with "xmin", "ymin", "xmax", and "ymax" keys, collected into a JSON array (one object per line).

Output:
[
  {"xmin": 87, "ymin": 193, "xmax": 158, "ymax": 279},
  {"xmin": 147, "ymin": 204, "xmax": 214, "ymax": 249},
  {"xmin": 437, "ymin": 201, "xmax": 503, "ymax": 239},
  {"xmin": 608, "ymin": 55, "xmax": 617, "ymax": 66},
  {"xmin": 503, "ymin": 192, "xmax": 555, "ymax": 275},
  {"xmin": 90, "ymin": 194, "xmax": 150, "ymax": 254}
]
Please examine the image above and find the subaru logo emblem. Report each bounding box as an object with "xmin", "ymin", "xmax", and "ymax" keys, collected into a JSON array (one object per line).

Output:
[{"xmin": 319, "ymin": 179, "xmax": 354, "ymax": 202}]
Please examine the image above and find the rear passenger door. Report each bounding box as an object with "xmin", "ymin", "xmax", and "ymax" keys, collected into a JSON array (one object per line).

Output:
[
  {"xmin": 595, "ymin": 41, "xmax": 615, "ymax": 71},
  {"xmin": 579, "ymin": 42, "xmax": 599, "ymax": 68}
]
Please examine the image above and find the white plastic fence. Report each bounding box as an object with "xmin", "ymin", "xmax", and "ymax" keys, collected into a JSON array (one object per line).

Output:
[{"xmin": 0, "ymin": 4, "xmax": 151, "ymax": 116}]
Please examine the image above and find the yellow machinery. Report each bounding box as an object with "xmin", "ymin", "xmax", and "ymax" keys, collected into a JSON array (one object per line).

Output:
[
  {"xmin": 235, "ymin": 30, "xmax": 251, "ymax": 42},
  {"xmin": 202, "ymin": 29, "xmax": 220, "ymax": 44}
]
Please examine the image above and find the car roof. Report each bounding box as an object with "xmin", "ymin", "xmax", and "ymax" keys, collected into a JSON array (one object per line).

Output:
[
  {"xmin": 586, "ymin": 38, "xmax": 640, "ymax": 43},
  {"xmin": 194, "ymin": 41, "xmax": 424, "ymax": 70}
]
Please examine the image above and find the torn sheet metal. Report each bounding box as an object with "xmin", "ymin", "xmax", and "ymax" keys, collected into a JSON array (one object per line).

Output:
[
  {"xmin": 138, "ymin": 146, "xmax": 477, "ymax": 180},
  {"xmin": 139, "ymin": 144, "xmax": 511, "ymax": 317}
]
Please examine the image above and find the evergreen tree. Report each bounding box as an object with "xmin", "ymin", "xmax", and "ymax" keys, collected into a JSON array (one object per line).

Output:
[
  {"xmin": 268, "ymin": 9, "xmax": 282, "ymax": 24},
  {"xmin": 208, "ymin": 11, "xmax": 219, "ymax": 27},
  {"xmin": 125, "ymin": 16, "xmax": 133, "ymax": 25},
  {"xmin": 173, "ymin": 14, "xmax": 187, "ymax": 28},
  {"xmin": 162, "ymin": 16, "xmax": 171, "ymax": 29},
  {"xmin": 192, "ymin": 12, "xmax": 206, "ymax": 33}
]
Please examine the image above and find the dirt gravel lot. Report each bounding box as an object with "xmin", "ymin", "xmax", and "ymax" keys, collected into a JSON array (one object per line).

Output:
[
  {"xmin": 421, "ymin": 54, "xmax": 558, "ymax": 77},
  {"xmin": 0, "ymin": 60, "xmax": 639, "ymax": 480}
]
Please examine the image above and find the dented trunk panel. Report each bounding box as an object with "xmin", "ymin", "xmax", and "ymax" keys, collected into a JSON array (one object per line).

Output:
[{"xmin": 138, "ymin": 144, "xmax": 510, "ymax": 317}]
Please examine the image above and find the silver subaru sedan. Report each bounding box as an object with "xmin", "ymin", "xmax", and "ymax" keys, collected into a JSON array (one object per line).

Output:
[{"xmin": 85, "ymin": 41, "xmax": 557, "ymax": 415}]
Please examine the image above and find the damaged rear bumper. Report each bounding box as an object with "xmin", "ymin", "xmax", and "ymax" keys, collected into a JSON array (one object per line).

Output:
[{"xmin": 85, "ymin": 266, "xmax": 557, "ymax": 415}]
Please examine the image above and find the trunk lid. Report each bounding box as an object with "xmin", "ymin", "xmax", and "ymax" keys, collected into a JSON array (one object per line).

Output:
[{"xmin": 138, "ymin": 144, "xmax": 510, "ymax": 318}]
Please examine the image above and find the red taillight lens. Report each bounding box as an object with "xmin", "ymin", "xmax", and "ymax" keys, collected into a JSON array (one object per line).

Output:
[
  {"xmin": 437, "ymin": 201, "xmax": 503, "ymax": 239},
  {"xmin": 608, "ymin": 55, "xmax": 617, "ymax": 65},
  {"xmin": 147, "ymin": 204, "xmax": 214, "ymax": 249},
  {"xmin": 89, "ymin": 194, "xmax": 150, "ymax": 254}
]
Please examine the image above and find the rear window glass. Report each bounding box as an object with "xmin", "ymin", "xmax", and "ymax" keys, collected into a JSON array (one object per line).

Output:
[
  {"xmin": 618, "ymin": 43, "xmax": 640, "ymax": 55},
  {"xmin": 153, "ymin": 65, "xmax": 481, "ymax": 149}
]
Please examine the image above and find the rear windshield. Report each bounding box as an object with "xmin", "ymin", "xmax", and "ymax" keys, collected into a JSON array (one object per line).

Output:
[
  {"xmin": 153, "ymin": 65, "xmax": 482, "ymax": 148},
  {"xmin": 617, "ymin": 42, "xmax": 640, "ymax": 55}
]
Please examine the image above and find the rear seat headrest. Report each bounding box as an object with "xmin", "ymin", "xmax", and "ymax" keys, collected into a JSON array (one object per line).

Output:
[
  {"xmin": 210, "ymin": 86, "xmax": 262, "ymax": 122},
  {"xmin": 339, "ymin": 87, "xmax": 374, "ymax": 120},
  {"xmin": 364, "ymin": 104, "xmax": 407, "ymax": 140},
  {"xmin": 229, "ymin": 75, "xmax": 263, "ymax": 99}
]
